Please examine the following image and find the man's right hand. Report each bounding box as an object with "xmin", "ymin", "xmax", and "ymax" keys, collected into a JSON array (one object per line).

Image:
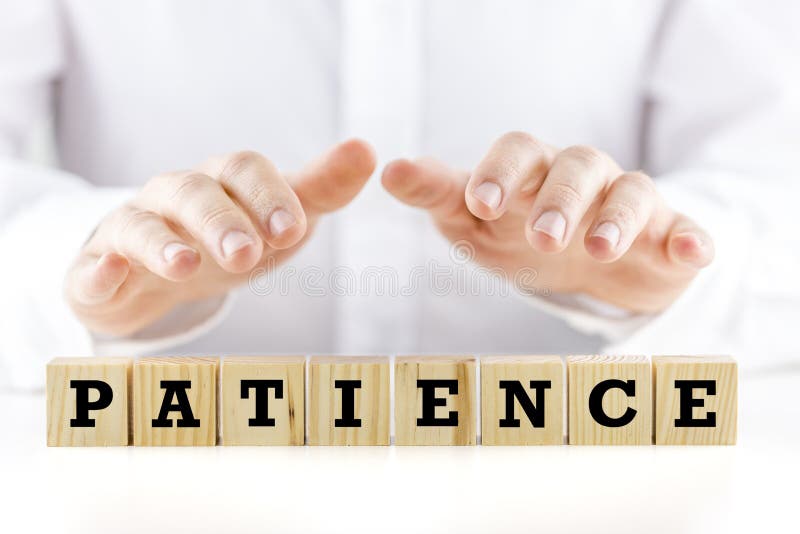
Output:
[{"xmin": 65, "ymin": 139, "xmax": 376, "ymax": 336}]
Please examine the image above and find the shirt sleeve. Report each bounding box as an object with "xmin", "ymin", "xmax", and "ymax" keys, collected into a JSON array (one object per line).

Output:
[
  {"xmin": 525, "ymin": 0, "xmax": 800, "ymax": 370},
  {"xmin": 0, "ymin": 1, "xmax": 230, "ymax": 391}
]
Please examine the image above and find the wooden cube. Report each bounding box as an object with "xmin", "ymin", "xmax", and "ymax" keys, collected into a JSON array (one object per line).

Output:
[
  {"xmin": 309, "ymin": 356, "xmax": 390, "ymax": 446},
  {"xmin": 481, "ymin": 355, "xmax": 564, "ymax": 445},
  {"xmin": 395, "ymin": 356, "xmax": 476, "ymax": 446},
  {"xmin": 568, "ymin": 355, "xmax": 651, "ymax": 445},
  {"xmin": 653, "ymin": 355, "xmax": 737, "ymax": 445},
  {"xmin": 220, "ymin": 356, "xmax": 305, "ymax": 446},
  {"xmin": 46, "ymin": 357, "xmax": 132, "ymax": 446},
  {"xmin": 133, "ymin": 357, "xmax": 218, "ymax": 446}
]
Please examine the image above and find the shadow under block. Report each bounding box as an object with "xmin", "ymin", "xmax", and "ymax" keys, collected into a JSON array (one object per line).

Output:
[
  {"xmin": 653, "ymin": 356, "xmax": 737, "ymax": 445},
  {"xmin": 395, "ymin": 356, "xmax": 476, "ymax": 446},
  {"xmin": 481, "ymin": 355, "xmax": 564, "ymax": 445},
  {"xmin": 221, "ymin": 356, "xmax": 305, "ymax": 446},
  {"xmin": 134, "ymin": 357, "xmax": 218, "ymax": 446},
  {"xmin": 568, "ymin": 355, "xmax": 651, "ymax": 445},
  {"xmin": 309, "ymin": 356, "xmax": 390, "ymax": 446},
  {"xmin": 47, "ymin": 357, "xmax": 132, "ymax": 446}
]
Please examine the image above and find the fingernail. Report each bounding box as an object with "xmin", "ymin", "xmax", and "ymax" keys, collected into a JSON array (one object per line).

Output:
[
  {"xmin": 533, "ymin": 210, "xmax": 567, "ymax": 242},
  {"xmin": 163, "ymin": 242, "xmax": 196, "ymax": 263},
  {"xmin": 675, "ymin": 232, "xmax": 704, "ymax": 249},
  {"xmin": 672, "ymin": 232, "xmax": 706, "ymax": 266},
  {"xmin": 591, "ymin": 222, "xmax": 621, "ymax": 248},
  {"xmin": 268, "ymin": 209, "xmax": 297, "ymax": 237},
  {"xmin": 221, "ymin": 230, "xmax": 254, "ymax": 258},
  {"xmin": 472, "ymin": 182, "xmax": 503, "ymax": 210}
]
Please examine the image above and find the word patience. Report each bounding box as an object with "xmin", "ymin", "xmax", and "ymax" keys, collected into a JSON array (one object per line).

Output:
[{"xmin": 46, "ymin": 355, "xmax": 737, "ymax": 447}]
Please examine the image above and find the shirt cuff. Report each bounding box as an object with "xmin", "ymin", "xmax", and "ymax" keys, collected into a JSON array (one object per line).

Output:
[
  {"xmin": 517, "ymin": 289, "xmax": 657, "ymax": 342},
  {"xmin": 92, "ymin": 291, "xmax": 234, "ymax": 355},
  {"xmin": 0, "ymin": 183, "xmax": 135, "ymax": 390}
]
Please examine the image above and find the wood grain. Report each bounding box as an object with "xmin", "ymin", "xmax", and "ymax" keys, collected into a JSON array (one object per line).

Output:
[
  {"xmin": 46, "ymin": 357, "xmax": 132, "ymax": 447},
  {"xmin": 395, "ymin": 356, "xmax": 476, "ymax": 446},
  {"xmin": 481, "ymin": 355, "xmax": 564, "ymax": 445},
  {"xmin": 220, "ymin": 356, "xmax": 305, "ymax": 446},
  {"xmin": 133, "ymin": 357, "xmax": 218, "ymax": 446},
  {"xmin": 653, "ymin": 355, "xmax": 737, "ymax": 445},
  {"xmin": 309, "ymin": 356, "xmax": 390, "ymax": 445},
  {"xmin": 47, "ymin": 354, "xmax": 737, "ymax": 447},
  {"xmin": 567, "ymin": 355, "xmax": 651, "ymax": 445}
]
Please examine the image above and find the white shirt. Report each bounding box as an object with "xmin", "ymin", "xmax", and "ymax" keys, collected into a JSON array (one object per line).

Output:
[{"xmin": 1, "ymin": 0, "xmax": 799, "ymax": 390}]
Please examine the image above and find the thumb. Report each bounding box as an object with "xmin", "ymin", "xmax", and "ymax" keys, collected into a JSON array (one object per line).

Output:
[
  {"xmin": 665, "ymin": 214, "xmax": 715, "ymax": 269},
  {"xmin": 290, "ymin": 138, "xmax": 377, "ymax": 218},
  {"xmin": 66, "ymin": 252, "xmax": 130, "ymax": 307},
  {"xmin": 381, "ymin": 158, "xmax": 469, "ymax": 222}
]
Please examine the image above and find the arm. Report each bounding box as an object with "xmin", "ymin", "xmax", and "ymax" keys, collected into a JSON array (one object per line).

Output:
[
  {"xmin": 382, "ymin": 0, "xmax": 800, "ymax": 369},
  {"xmin": 0, "ymin": 0, "xmax": 134, "ymax": 389},
  {"xmin": 605, "ymin": 0, "xmax": 800, "ymax": 368},
  {"xmin": 0, "ymin": 1, "xmax": 378, "ymax": 390}
]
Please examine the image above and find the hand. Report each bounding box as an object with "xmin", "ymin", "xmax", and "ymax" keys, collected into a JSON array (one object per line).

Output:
[
  {"xmin": 382, "ymin": 132, "xmax": 713, "ymax": 313},
  {"xmin": 66, "ymin": 139, "xmax": 376, "ymax": 335}
]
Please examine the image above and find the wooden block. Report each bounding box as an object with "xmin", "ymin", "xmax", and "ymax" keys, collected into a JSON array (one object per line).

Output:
[
  {"xmin": 133, "ymin": 357, "xmax": 218, "ymax": 446},
  {"xmin": 568, "ymin": 355, "xmax": 651, "ymax": 445},
  {"xmin": 220, "ymin": 356, "xmax": 305, "ymax": 446},
  {"xmin": 653, "ymin": 355, "xmax": 737, "ymax": 445},
  {"xmin": 46, "ymin": 357, "xmax": 132, "ymax": 446},
  {"xmin": 481, "ymin": 355, "xmax": 564, "ymax": 445},
  {"xmin": 395, "ymin": 356, "xmax": 476, "ymax": 446},
  {"xmin": 309, "ymin": 356, "xmax": 390, "ymax": 445}
]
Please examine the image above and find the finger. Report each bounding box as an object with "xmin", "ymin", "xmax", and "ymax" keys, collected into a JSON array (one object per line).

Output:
[
  {"xmin": 526, "ymin": 145, "xmax": 619, "ymax": 253},
  {"xmin": 141, "ymin": 172, "xmax": 263, "ymax": 273},
  {"xmin": 92, "ymin": 205, "xmax": 201, "ymax": 281},
  {"xmin": 289, "ymin": 138, "xmax": 377, "ymax": 219},
  {"xmin": 197, "ymin": 151, "xmax": 307, "ymax": 250},
  {"xmin": 584, "ymin": 171, "xmax": 658, "ymax": 262},
  {"xmin": 66, "ymin": 252, "xmax": 130, "ymax": 306},
  {"xmin": 666, "ymin": 216, "xmax": 715, "ymax": 269},
  {"xmin": 466, "ymin": 131, "xmax": 556, "ymax": 220},
  {"xmin": 382, "ymin": 157, "xmax": 469, "ymax": 222}
]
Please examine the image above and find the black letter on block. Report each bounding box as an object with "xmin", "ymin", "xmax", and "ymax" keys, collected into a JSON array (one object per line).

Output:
[
  {"xmin": 498, "ymin": 380, "xmax": 551, "ymax": 428},
  {"xmin": 334, "ymin": 380, "xmax": 362, "ymax": 427},
  {"xmin": 674, "ymin": 380, "xmax": 717, "ymax": 427},
  {"xmin": 152, "ymin": 380, "xmax": 200, "ymax": 428},
  {"xmin": 588, "ymin": 379, "xmax": 637, "ymax": 427},
  {"xmin": 417, "ymin": 379, "xmax": 458, "ymax": 427},
  {"xmin": 69, "ymin": 380, "xmax": 113, "ymax": 427},
  {"xmin": 241, "ymin": 379, "xmax": 283, "ymax": 427}
]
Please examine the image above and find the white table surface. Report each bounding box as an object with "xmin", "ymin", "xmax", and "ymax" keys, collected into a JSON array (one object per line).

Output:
[{"xmin": 1, "ymin": 370, "xmax": 797, "ymax": 534}]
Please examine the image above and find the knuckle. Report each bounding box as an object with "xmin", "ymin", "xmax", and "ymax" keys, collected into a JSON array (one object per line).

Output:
[
  {"xmin": 487, "ymin": 153, "xmax": 523, "ymax": 180},
  {"xmin": 601, "ymin": 201, "xmax": 640, "ymax": 228},
  {"xmin": 142, "ymin": 171, "xmax": 181, "ymax": 198},
  {"xmin": 169, "ymin": 173, "xmax": 214, "ymax": 204},
  {"xmin": 616, "ymin": 171, "xmax": 656, "ymax": 196},
  {"xmin": 223, "ymin": 150, "xmax": 270, "ymax": 180},
  {"xmin": 562, "ymin": 145, "xmax": 607, "ymax": 168},
  {"xmin": 198, "ymin": 204, "xmax": 239, "ymax": 231},
  {"xmin": 547, "ymin": 181, "xmax": 584, "ymax": 209},
  {"xmin": 243, "ymin": 180, "xmax": 275, "ymax": 211},
  {"xmin": 117, "ymin": 205, "xmax": 156, "ymax": 234},
  {"xmin": 499, "ymin": 131, "xmax": 546, "ymax": 153}
]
